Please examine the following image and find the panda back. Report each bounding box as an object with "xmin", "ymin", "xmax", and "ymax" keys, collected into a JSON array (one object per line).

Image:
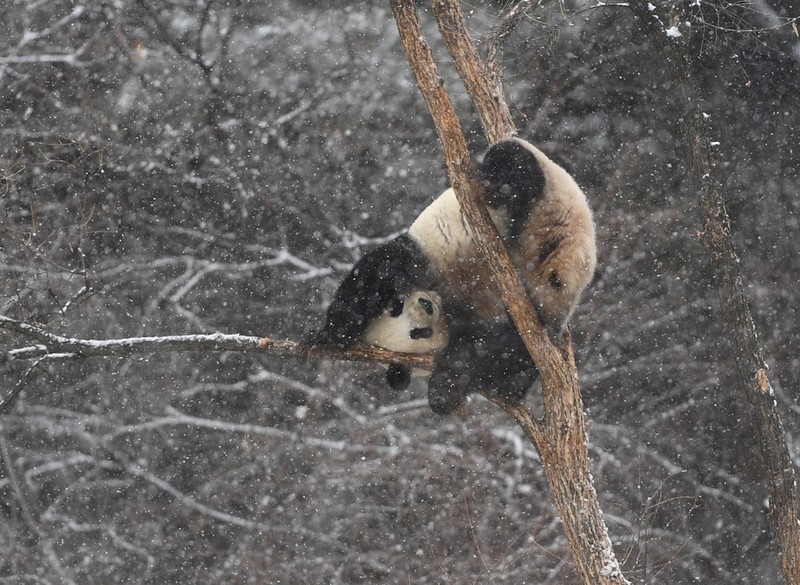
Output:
[
  {"xmin": 516, "ymin": 147, "xmax": 596, "ymax": 333},
  {"xmin": 408, "ymin": 137, "xmax": 596, "ymax": 333},
  {"xmin": 408, "ymin": 188, "xmax": 510, "ymax": 320}
]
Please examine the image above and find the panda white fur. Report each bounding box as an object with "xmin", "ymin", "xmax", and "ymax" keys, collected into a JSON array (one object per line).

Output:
[
  {"xmin": 310, "ymin": 137, "xmax": 596, "ymax": 414},
  {"xmin": 363, "ymin": 290, "xmax": 449, "ymax": 389},
  {"xmin": 364, "ymin": 290, "xmax": 449, "ymax": 357}
]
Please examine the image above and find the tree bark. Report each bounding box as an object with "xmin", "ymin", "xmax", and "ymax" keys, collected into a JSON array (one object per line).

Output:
[
  {"xmin": 629, "ymin": 2, "xmax": 800, "ymax": 582},
  {"xmin": 430, "ymin": 0, "xmax": 517, "ymax": 143},
  {"xmin": 390, "ymin": 1, "xmax": 629, "ymax": 583}
]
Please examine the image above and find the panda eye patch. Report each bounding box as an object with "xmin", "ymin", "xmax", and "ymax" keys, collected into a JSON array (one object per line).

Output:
[
  {"xmin": 410, "ymin": 327, "xmax": 433, "ymax": 340},
  {"xmin": 417, "ymin": 296, "xmax": 434, "ymax": 315},
  {"xmin": 388, "ymin": 296, "xmax": 405, "ymax": 318}
]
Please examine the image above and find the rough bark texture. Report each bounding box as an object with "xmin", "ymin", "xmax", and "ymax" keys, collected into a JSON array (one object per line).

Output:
[
  {"xmin": 430, "ymin": 0, "xmax": 517, "ymax": 143},
  {"xmin": 629, "ymin": 2, "xmax": 800, "ymax": 582},
  {"xmin": 390, "ymin": 1, "xmax": 629, "ymax": 583}
]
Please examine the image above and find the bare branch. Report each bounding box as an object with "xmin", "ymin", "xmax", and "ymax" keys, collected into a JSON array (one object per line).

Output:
[
  {"xmin": 0, "ymin": 5, "xmax": 88, "ymax": 83},
  {"xmin": 389, "ymin": 2, "xmax": 628, "ymax": 583},
  {"xmin": 0, "ymin": 314, "xmax": 434, "ymax": 413},
  {"xmin": 0, "ymin": 431, "xmax": 40, "ymax": 538},
  {"xmin": 430, "ymin": 0, "xmax": 517, "ymax": 142},
  {"xmin": 491, "ymin": 0, "xmax": 536, "ymax": 46},
  {"xmin": 121, "ymin": 460, "xmax": 262, "ymax": 529}
]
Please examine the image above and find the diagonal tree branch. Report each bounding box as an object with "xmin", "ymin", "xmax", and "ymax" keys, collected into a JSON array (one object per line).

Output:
[
  {"xmin": 389, "ymin": 1, "xmax": 628, "ymax": 583},
  {"xmin": 430, "ymin": 0, "xmax": 517, "ymax": 143}
]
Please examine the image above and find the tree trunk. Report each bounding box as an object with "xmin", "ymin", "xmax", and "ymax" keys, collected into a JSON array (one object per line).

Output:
[
  {"xmin": 629, "ymin": 2, "xmax": 800, "ymax": 581},
  {"xmin": 390, "ymin": 1, "xmax": 629, "ymax": 582}
]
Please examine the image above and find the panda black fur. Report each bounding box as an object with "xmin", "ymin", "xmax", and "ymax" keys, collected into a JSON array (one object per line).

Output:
[{"xmin": 311, "ymin": 137, "xmax": 596, "ymax": 414}]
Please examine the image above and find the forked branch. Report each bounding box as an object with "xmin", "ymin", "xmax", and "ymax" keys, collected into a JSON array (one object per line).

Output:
[{"xmin": 389, "ymin": 1, "xmax": 628, "ymax": 583}]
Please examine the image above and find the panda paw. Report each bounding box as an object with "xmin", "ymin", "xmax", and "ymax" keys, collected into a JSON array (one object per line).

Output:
[{"xmin": 386, "ymin": 364, "xmax": 412, "ymax": 391}]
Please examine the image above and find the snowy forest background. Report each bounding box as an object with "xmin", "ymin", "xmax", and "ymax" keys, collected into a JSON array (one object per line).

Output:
[{"xmin": 1, "ymin": 0, "xmax": 799, "ymax": 583}]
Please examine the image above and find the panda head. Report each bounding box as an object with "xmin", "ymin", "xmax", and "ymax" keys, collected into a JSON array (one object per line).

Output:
[
  {"xmin": 363, "ymin": 290, "xmax": 449, "ymax": 392},
  {"xmin": 364, "ymin": 290, "xmax": 449, "ymax": 356}
]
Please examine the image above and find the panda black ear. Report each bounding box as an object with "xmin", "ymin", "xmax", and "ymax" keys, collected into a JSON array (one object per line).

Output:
[
  {"xmin": 386, "ymin": 364, "xmax": 412, "ymax": 391},
  {"xmin": 388, "ymin": 296, "xmax": 405, "ymax": 318}
]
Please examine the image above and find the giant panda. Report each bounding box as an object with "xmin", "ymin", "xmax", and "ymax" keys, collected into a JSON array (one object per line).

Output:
[{"xmin": 309, "ymin": 136, "xmax": 597, "ymax": 414}]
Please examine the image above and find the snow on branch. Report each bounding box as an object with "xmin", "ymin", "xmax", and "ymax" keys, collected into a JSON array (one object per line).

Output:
[{"xmin": 0, "ymin": 314, "xmax": 433, "ymax": 368}]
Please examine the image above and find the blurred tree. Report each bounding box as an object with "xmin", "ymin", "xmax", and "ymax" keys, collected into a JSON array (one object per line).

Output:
[{"xmin": 629, "ymin": 0, "xmax": 800, "ymax": 580}]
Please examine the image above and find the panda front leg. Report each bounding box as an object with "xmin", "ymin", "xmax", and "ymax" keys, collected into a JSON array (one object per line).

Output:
[
  {"xmin": 426, "ymin": 322, "xmax": 488, "ymax": 415},
  {"xmin": 386, "ymin": 364, "xmax": 412, "ymax": 391},
  {"xmin": 308, "ymin": 234, "xmax": 429, "ymax": 348},
  {"xmin": 427, "ymin": 321, "xmax": 538, "ymax": 414},
  {"xmin": 427, "ymin": 353, "xmax": 469, "ymax": 415}
]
